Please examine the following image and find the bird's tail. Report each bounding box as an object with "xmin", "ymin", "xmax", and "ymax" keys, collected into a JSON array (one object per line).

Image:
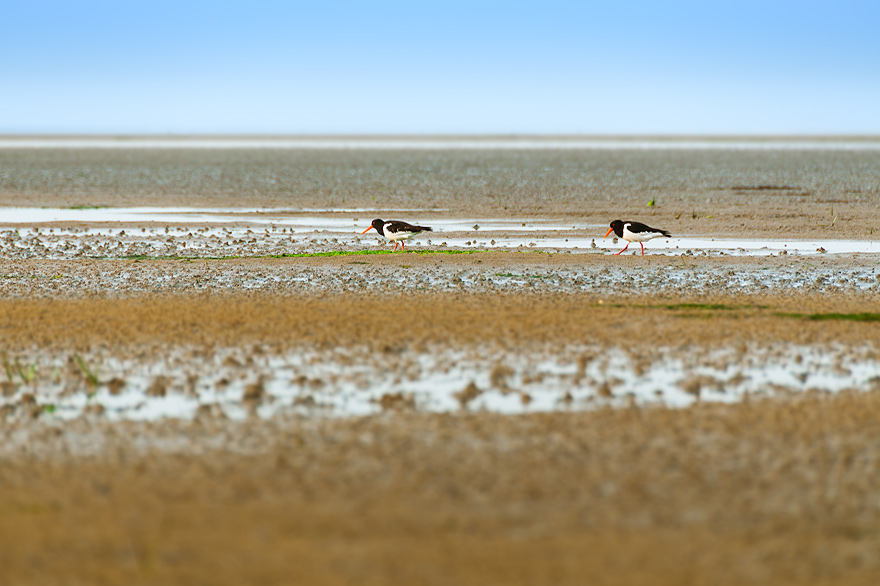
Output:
[
  {"xmin": 659, "ymin": 229, "xmax": 671, "ymax": 238},
  {"xmin": 413, "ymin": 226, "xmax": 433, "ymax": 232}
]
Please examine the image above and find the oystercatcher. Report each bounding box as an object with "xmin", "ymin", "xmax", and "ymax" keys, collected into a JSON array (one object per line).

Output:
[
  {"xmin": 361, "ymin": 219, "xmax": 433, "ymax": 252},
  {"xmin": 603, "ymin": 220, "xmax": 671, "ymax": 255}
]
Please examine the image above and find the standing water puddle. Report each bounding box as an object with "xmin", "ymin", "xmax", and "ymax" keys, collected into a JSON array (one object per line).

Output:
[
  {"xmin": 0, "ymin": 207, "xmax": 876, "ymax": 257},
  {"xmin": 1, "ymin": 344, "xmax": 879, "ymax": 421}
]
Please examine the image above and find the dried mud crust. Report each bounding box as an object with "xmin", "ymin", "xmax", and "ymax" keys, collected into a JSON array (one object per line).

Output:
[{"xmin": 3, "ymin": 393, "xmax": 880, "ymax": 585}]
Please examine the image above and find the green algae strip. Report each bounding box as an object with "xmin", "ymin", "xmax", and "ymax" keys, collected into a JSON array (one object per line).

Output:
[
  {"xmin": 272, "ymin": 249, "xmax": 484, "ymax": 258},
  {"xmin": 776, "ymin": 312, "xmax": 880, "ymax": 322},
  {"xmin": 662, "ymin": 303, "xmax": 737, "ymax": 311}
]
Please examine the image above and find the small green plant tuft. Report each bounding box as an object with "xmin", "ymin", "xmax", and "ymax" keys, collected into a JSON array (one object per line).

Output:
[
  {"xmin": 74, "ymin": 354, "xmax": 100, "ymax": 388},
  {"xmin": 15, "ymin": 360, "xmax": 36, "ymax": 383},
  {"xmin": 2, "ymin": 355, "xmax": 15, "ymax": 382}
]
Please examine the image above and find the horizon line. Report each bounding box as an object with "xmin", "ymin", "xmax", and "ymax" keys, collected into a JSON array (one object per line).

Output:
[{"xmin": 2, "ymin": 133, "xmax": 880, "ymax": 140}]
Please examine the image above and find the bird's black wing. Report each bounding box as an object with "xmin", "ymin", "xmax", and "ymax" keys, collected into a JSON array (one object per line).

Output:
[
  {"xmin": 626, "ymin": 221, "xmax": 670, "ymax": 237},
  {"xmin": 385, "ymin": 221, "xmax": 432, "ymax": 234}
]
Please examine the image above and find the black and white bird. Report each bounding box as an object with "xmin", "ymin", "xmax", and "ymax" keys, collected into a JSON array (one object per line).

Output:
[
  {"xmin": 603, "ymin": 220, "xmax": 671, "ymax": 255},
  {"xmin": 361, "ymin": 219, "xmax": 433, "ymax": 252}
]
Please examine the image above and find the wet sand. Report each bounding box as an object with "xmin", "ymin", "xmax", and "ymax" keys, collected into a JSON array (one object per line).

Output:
[
  {"xmin": 1, "ymin": 287, "xmax": 880, "ymax": 584},
  {"xmin": 3, "ymin": 394, "xmax": 880, "ymax": 585},
  {"xmin": 2, "ymin": 144, "xmax": 879, "ymax": 239},
  {"xmin": 2, "ymin": 141, "xmax": 880, "ymax": 583},
  {"xmin": 0, "ymin": 283, "xmax": 878, "ymax": 350}
]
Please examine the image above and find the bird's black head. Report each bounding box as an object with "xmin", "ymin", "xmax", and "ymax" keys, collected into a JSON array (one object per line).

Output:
[
  {"xmin": 604, "ymin": 220, "xmax": 624, "ymax": 239},
  {"xmin": 361, "ymin": 219, "xmax": 385, "ymax": 235}
]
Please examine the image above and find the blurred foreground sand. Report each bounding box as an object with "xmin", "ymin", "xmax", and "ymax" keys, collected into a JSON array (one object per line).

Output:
[{"xmin": 1, "ymin": 290, "xmax": 879, "ymax": 584}]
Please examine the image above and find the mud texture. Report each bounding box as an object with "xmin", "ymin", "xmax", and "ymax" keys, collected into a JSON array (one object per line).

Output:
[
  {"xmin": 2, "ymin": 145, "xmax": 880, "ymax": 238},
  {"xmin": 1, "ymin": 253, "xmax": 879, "ymax": 300},
  {"xmin": 1, "ymin": 290, "xmax": 880, "ymax": 585},
  {"xmin": 3, "ymin": 142, "xmax": 880, "ymax": 584},
  {"xmin": 0, "ymin": 288, "xmax": 878, "ymax": 352}
]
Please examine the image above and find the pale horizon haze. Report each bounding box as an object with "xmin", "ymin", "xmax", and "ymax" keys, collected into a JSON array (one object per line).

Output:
[{"xmin": 2, "ymin": 1, "xmax": 879, "ymax": 135}]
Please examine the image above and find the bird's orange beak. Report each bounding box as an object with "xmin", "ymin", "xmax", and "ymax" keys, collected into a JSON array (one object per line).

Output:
[
  {"xmin": 603, "ymin": 227, "xmax": 614, "ymax": 239},
  {"xmin": 361, "ymin": 226, "xmax": 374, "ymax": 234}
]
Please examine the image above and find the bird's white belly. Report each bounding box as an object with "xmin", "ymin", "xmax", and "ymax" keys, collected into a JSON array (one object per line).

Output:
[
  {"xmin": 383, "ymin": 228, "xmax": 414, "ymax": 241},
  {"xmin": 622, "ymin": 228, "xmax": 664, "ymax": 242}
]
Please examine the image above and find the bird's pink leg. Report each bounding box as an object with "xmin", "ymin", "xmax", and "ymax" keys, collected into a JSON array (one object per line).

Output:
[
  {"xmin": 640, "ymin": 242, "xmax": 645, "ymax": 255},
  {"xmin": 614, "ymin": 243, "xmax": 630, "ymax": 255},
  {"xmin": 400, "ymin": 241, "xmax": 405, "ymax": 251},
  {"xmin": 392, "ymin": 241, "xmax": 398, "ymax": 252}
]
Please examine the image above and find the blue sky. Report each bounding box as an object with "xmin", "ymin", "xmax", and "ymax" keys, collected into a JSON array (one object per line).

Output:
[{"xmin": 2, "ymin": 1, "xmax": 878, "ymax": 134}]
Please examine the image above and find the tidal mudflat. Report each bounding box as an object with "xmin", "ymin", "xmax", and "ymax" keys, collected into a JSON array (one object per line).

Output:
[{"xmin": 2, "ymin": 139, "xmax": 880, "ymax": 584}]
